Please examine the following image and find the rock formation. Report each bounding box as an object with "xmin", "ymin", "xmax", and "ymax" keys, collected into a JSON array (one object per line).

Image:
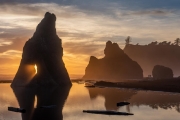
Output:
[
  {"xmin": 152, "ymin": 65, "xmax": 173, "ymax": 79},
  {"xmin": 83, "ymin": 41, "xmax": 143, "ymax": 80},
  {"xmin": 11, "ymin": 12, "xmax": 71, "ymax": 86}
]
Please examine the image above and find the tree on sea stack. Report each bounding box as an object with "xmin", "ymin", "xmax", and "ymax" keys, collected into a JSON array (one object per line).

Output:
[
  {"xmin": 125, "ymin": 36, "xmax": 131, "ymax": 45},
  {"xmin": 174, "ymin": 38, "xmax": 180, "ymax": 46}
]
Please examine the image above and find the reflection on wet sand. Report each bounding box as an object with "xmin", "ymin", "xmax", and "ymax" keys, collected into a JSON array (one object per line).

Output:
[
  {"xmin": 87, "ymin": 87, "xmax": 180, "ymax": 113},
  {"xmin": 12, "ymin": 85, "xmax": 71, "ymax": 120},
  {"xmin": 1, "ymin": 83, "xmax": 180, "ymax": 120},
  {"xmin": 129, "ymin": 91, "xmax": 180, "ymax": 112}
]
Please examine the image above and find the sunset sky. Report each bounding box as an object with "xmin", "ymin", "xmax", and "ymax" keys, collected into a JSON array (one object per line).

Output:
[{"xmin": 0, "ymin": 0, "xmax": 180, "ymax": 80}]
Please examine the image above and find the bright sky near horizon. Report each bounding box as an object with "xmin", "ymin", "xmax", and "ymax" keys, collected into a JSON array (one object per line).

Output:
[{"xmin": 0, "ymin": 0, "xmax": 180, "ymax": 79}]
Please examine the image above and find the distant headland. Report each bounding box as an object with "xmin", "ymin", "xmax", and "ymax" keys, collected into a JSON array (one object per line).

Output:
[{"xmin": 124, "ymin": 37, "xmax": 180, "ymax": 77}]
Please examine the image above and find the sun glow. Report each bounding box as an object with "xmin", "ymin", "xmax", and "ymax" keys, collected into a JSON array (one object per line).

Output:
[{"xmin": 34, "ymin": 64, "xmax": 37, "ymax": 74}]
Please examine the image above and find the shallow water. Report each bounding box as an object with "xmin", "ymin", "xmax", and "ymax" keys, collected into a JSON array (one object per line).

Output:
[{"xmin": 0, "ymin": 83, "xmax": 180, "ymax": 120}]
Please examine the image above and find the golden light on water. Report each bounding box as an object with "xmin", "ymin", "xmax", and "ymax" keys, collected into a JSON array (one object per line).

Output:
[{"xmin": 34, "ymin": 64, "xmax": 37, "ymax": 74}]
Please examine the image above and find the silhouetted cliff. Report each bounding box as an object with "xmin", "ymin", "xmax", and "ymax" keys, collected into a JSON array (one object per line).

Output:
[
  {"xmin": 11, "ymin": 12, "xmax": 71, "ymax": 86},
  {"xmin": 124, "ymin": 43, "xmax": 180, "ymax": 77},
  {"xmin": 83, "ymin": 41, "xmax": 143, "ymax": 80}
]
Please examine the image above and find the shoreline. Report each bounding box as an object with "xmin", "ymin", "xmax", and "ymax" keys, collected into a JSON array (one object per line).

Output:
[
  {"xmin": 0, "ymin": 80, "xmax": 12, "ymax": 83},
  {"xmin": 2, "ymin": 79, "xmax": 180, "ymax": 93},
  {"xmin": 94, "ymin": 78, "xmax": 180, "ymax": 93}
]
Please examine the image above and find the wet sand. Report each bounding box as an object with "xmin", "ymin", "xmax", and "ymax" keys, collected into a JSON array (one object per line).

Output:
[{"xmin": 95, "ymin": 78, "xmax": 180, "ymax": 93}]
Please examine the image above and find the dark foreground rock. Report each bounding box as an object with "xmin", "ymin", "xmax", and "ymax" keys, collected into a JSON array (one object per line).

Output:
[
  {"xmin": 152, "ymin": 65, "xmax": 173, "ymax": 79},
  {"xmin": 11, "ymin": 12, "xmax": 71, "ymax": 87},
  {"xmin": 83, "ymin": 41, "xmax": 143, "ymax": 80}
]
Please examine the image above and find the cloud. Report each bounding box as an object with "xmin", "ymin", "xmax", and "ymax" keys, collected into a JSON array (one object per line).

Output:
[
  {"xmin": 0, "ymin": 2, "xmax": 179, "ymax": 22},
  {"xmin": 108, "ymin": 0, "xmax": 180, "ymax": 10},
  {"xmin": 58, "ymin": 31, "xmax": 94, "ymax": 40},
  {"xmin": 0, "ymin": 50, "xmax": 22, "ymax": 59},
  {"xmin": 0, "ymin": 40, "xmax": 12, "ymax": 46},
  {"xmin": 1, "ymin": 0, "xmax": 180, "ymax": 12},
  {"xmin": 0, "ymin": 53, "xmax": 21, "ymax": 80},
  {"xmin": 0, "ymin": 36, "xmax": 28, "ymax": 53},
  {"xmin": 63, "ymin": 41, "xmax": 104, "ymax": 57},
  {"xmin": 0, "ymin": 3, "xmax": 87, "ymax": 19},
  {"xmin": 122, "ymin": 10, "xmax": 174, "ymax": 16}
]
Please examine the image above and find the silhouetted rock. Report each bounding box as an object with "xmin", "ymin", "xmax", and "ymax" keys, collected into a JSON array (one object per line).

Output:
[
  {"xmin": 152, "ymin": 65, "xmax": 173, "ymax": 79},
  {"xmin": 83, "ymin": 41, "xmax": 143, "ymax": 80},
  {"xmin": 124, "ymin": 43, "xmax": 180, "ymax": 77},
  {"xmin": 11, "ymin": 12, "xmax": 71, "ymax": 86}
]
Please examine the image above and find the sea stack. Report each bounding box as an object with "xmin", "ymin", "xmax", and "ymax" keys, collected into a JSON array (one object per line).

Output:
[
  {"xmin": 83, "ymin": 41, "xmax": 143, "ymax": 80},
  {"xmin": 11, "ymin": 12, "xmax": 71, "ymax": 86},
  {"xmin": 152, "ymin": 65, "xmax": 173, "ymax": 79}
]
